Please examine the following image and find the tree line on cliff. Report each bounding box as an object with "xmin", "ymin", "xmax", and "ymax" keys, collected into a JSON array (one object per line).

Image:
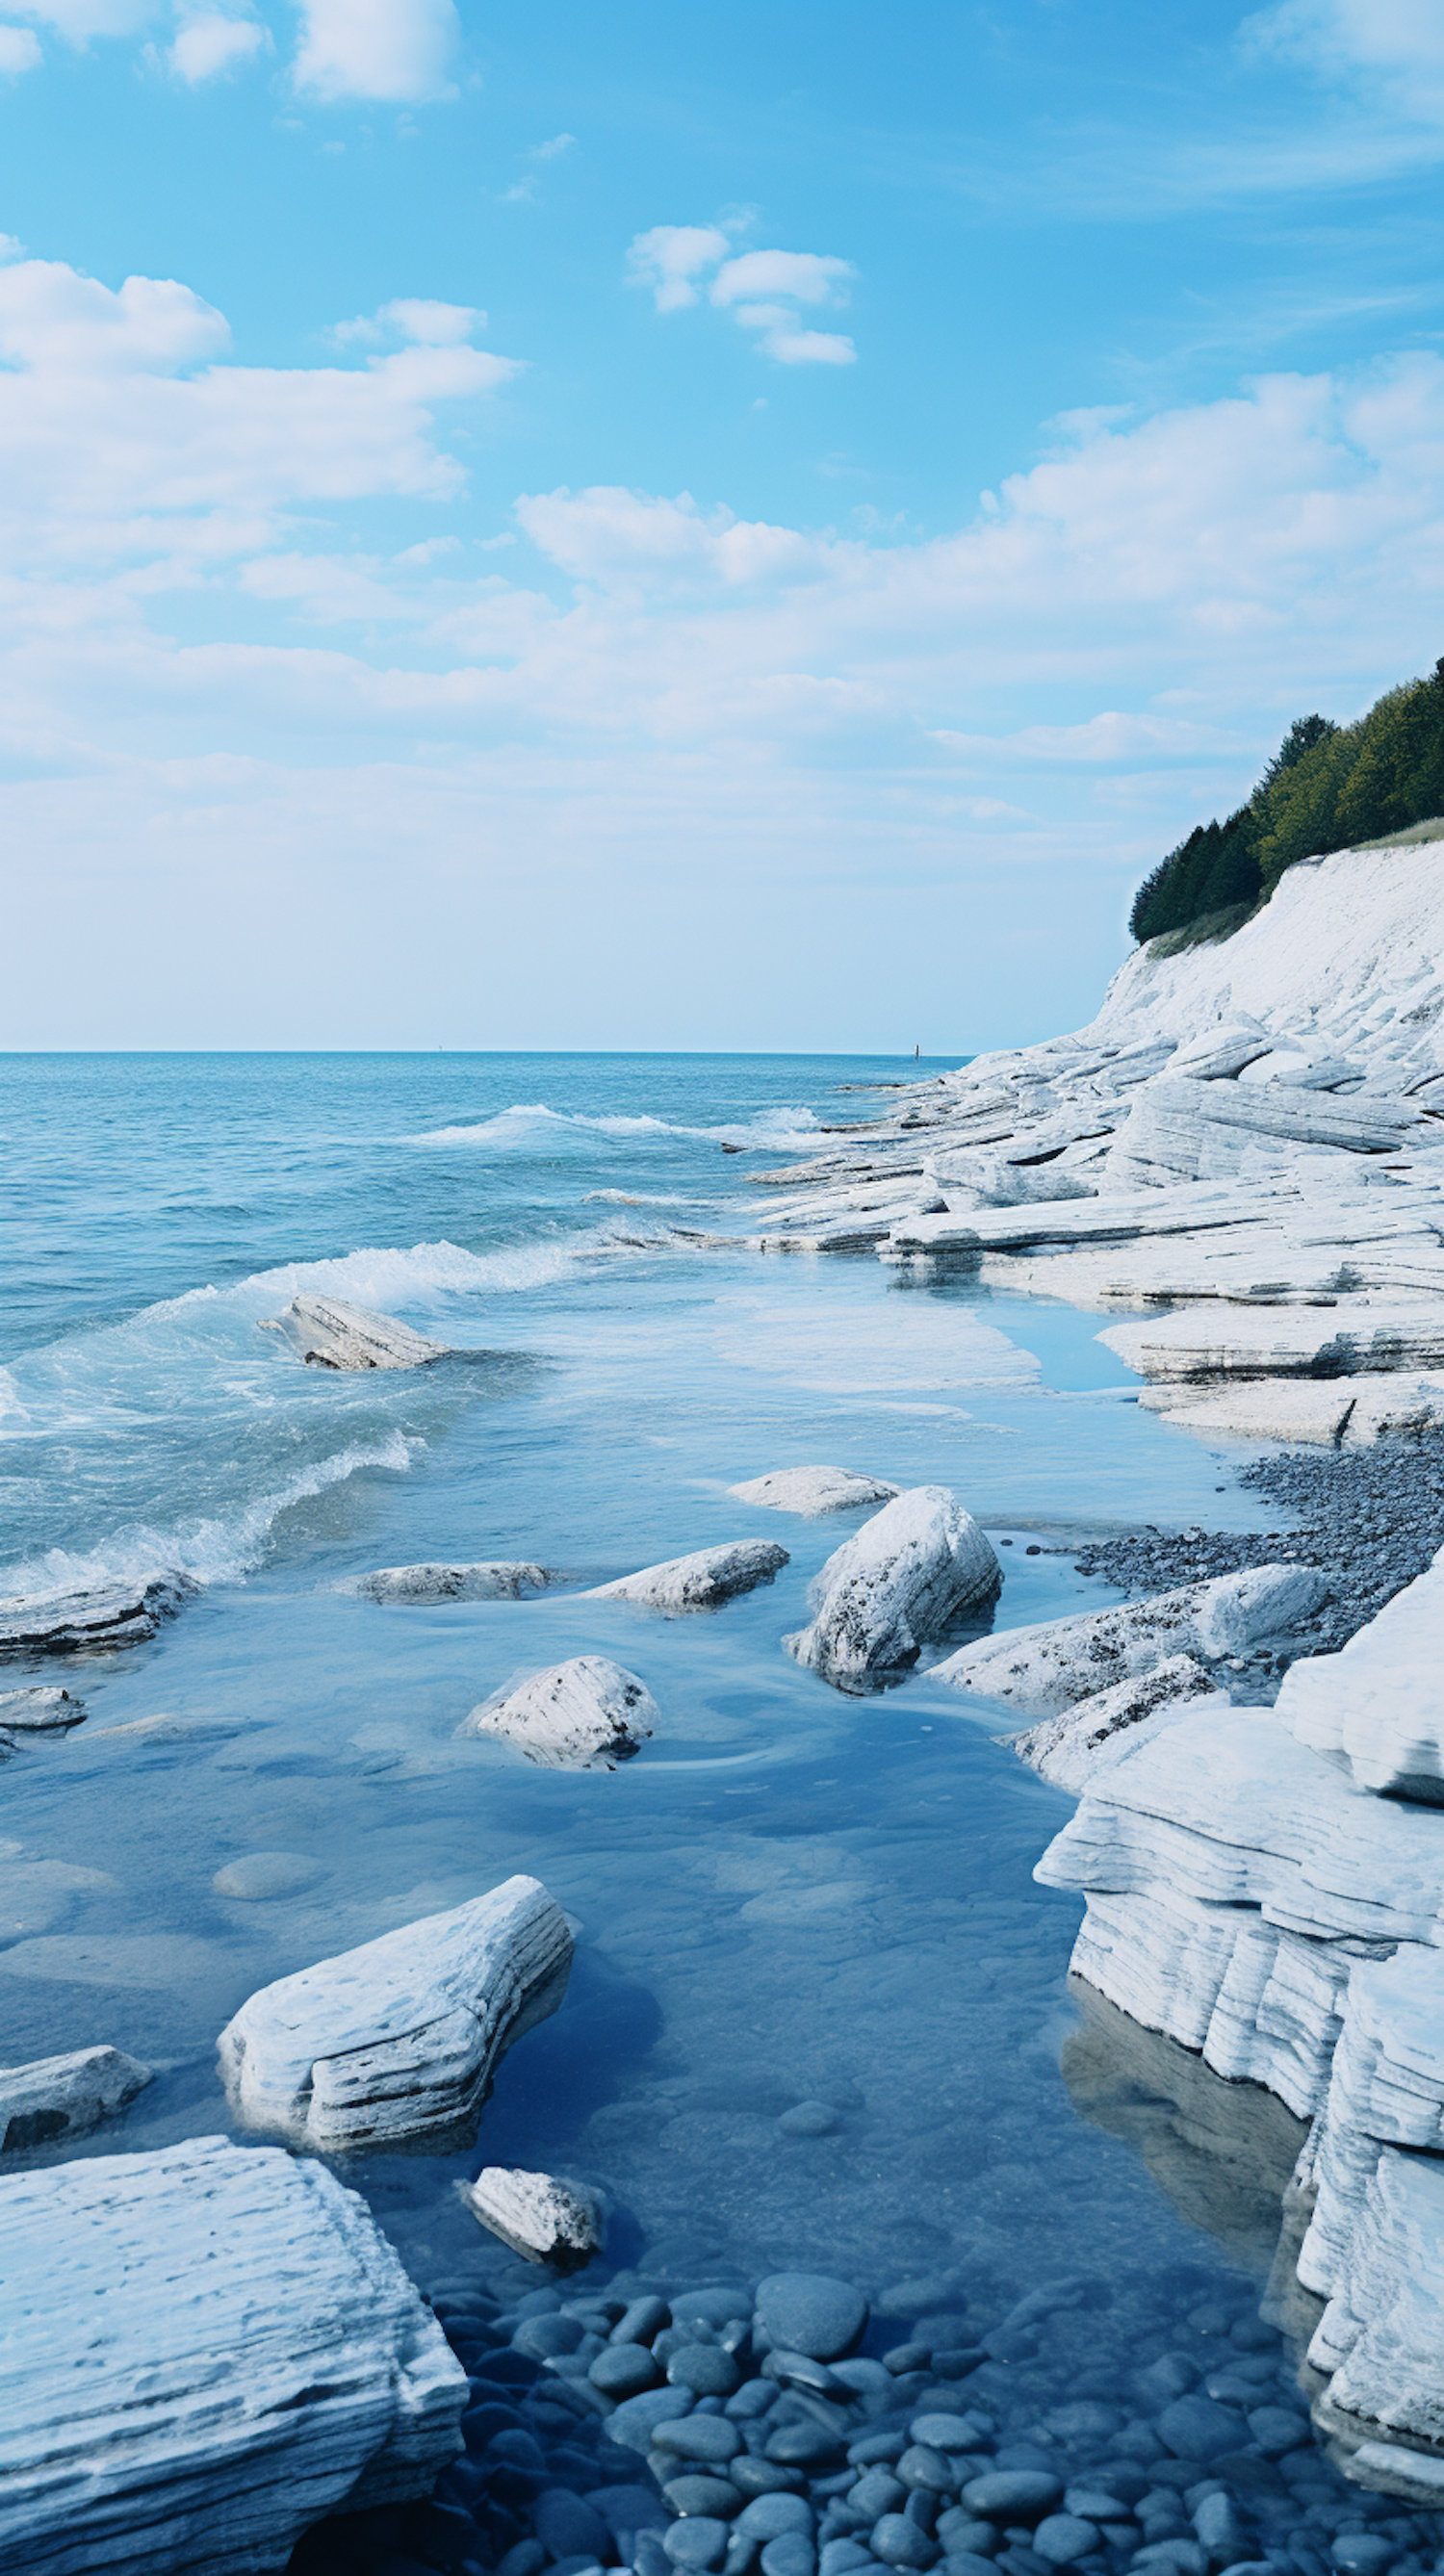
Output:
[{"xmin": 1129, "ymin": 657, "xmax": 1444, "ymax": 946}]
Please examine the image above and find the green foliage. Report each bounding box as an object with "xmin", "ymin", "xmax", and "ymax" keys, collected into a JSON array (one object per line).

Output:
[{"xmin": 1128, "ymin": 659, "xmax": 1444, "ymax": 944}]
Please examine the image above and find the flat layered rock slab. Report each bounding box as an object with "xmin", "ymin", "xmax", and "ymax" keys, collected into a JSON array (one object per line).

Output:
[
  {"xmin": 1011, "ymin": 1655, "xmax": 1222, "ymax": 1791},
  {"xmin": 587, "ymin": 1540, "xmax": 787, "ymax": 1612},
  {"xmin": 259, "ymin": 1294, "xmax": 448, "ymax": 1372},
  {"xmin": 0, "ymin": 2043, "xmax": 151, "ymax": 2154},
  {"xmin": 0, "ymin": 2133, "xmax": 466, "ymax": 2576},
  {"xmin": 0, "ymin": 1582, "xmax": 184, "ymax": 1660},
  {"xmin": 728, "ymin": 1467, "xmax": 900, "ymax": 1518},
  {"xmin": 1099, "ymin": 1300, "xmax": 1444, "ymax": 1384},
  {"xmin": 937, "ymin": 1564, "xmax": 1327, "ymax": 1715},
  {"xmin": 219, "ymin": 1874, "xmax": 571, "ymax": 2150},
  {"xmin": 1277, "ymin": 1541, "xmax": 1444, "ymax": 1799},
  {"xmin": 359, "ymin": 1561, "xmax": 555, "ymax": 1604},
  {"xmin": 460, "ymin": 1656, "xmax": 658, "ymax": 1769},
  {"xmin": 1140, "ymin": 1374, "xmax": 1444, "ymax": 1446},
  {"xmin": 0, "ymin": 1687, "xmax": 88, "ymax": 1732},
  {"xmin": 785, "ymin": 1485, "xmax": 1001, "ymax": 1695}
]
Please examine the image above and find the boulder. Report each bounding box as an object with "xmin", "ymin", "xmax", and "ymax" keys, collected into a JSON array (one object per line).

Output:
[
  {"xmin": 0, "ymin": 1581, "xmax": 184, "ymax": 1659},
  {"xmin": 360, "ymin": 1561, "xmax": 555, "ymax": 1603},
  {"xmin": 1139, "ymin": 1374, "xmax": 1444, "ymax": 1446},
  {"xmin": 459, "ymin": 2165, "xmax": 604, "ymax": 2270},
  {"xmin": 459, "ymin": 1656, "xmax": 658, "ymax": 1769},
  {"xmin": 0, "ymin": 1687, "xmax": 87, "ymax": 1731},
  {"xmin": 259, "ymin": 1293, "xmax": 448, "ymax": 1371},
  {"xmin": 0, "ymin": 2133, "xmax": 466, "ymax": 2574},
  {"xmin": 1011, "ymin": 1656, "xmax": 1223, "ymax": 1791},
  {"xmin": 936, "ymin": 1565, "xmax": 1328, "ymax": 1714},
  {"xmin": 728, "ymin": 1467, "xmax": 900, "ymax": 1518},
  {"xmin": 784, "ymin": 1486, "xmax": 1001, "ymax": 1694},
  {"xmin": 0, "ymin": 2045, "xmax": 152, "ymax": 2153},
  {"xmin": 1276, "ymin": 1542, "xmax": 1444, "ymax": 1799},
  {"xmin": 588, "ymin": 1539, "xmax": 788, "ymax": 1611},
  {"xmin": 218, "ymin": 1873, "xmax": 571, "ymax": 2150}
]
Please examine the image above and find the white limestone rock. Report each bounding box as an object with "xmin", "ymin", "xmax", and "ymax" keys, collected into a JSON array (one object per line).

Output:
[
  {"xmin": 1036, "ymin": 1708, "xmax": 1444, "ymax": 1947},
  {"xmin": 1011, "ymin": 1655, "xmax": 1223, "ymax": 1790},
  {"xmin": 459, "ymin": 2165, "xmax": 603, "ymax": 2271},
  {"xmin": 1068, "ymin": 1884, "xmax": 1358, "ymax": 2122},
  {"xmin": 218, "ymin": 1873, "xmax": 572, "ymax": 2150},
  {"xmin": 0, "ymin": 1580, "xmax": 185, "ymax": 1659},
  {"xmin": 784, "ymin": 1484, "xmax": 1001, "ymax": 1694},
  {"xmin": 361, "ymin": 1561, "xmax": 555, "ymax": 1603},
  {"xmin": 259, "ymin": 1293, "xmax": 448, "ymax": 1372},
  {"xmin": 0, "ymin": 2044, "xmax": 152, "ymax": 2153},
  {"xmin": 1105, "ymin": 1074, "xmax": 1427, "ymax": 1192},
  {"xmin": 936, "ymin": 1564, "xmax": 1328, "ymax": 1714},
  {"xmin": 728, "ymin": 1465, "xmax": 900, "ymax": 1518},
  {"xmin": 1298, "ymin": 1949, "xmax": 1444, "ymax": 2308},
  {"xmin": 1170, "ymin": 1019, "xmax": 1275, "ymax": 1080},
  {"xmin": 1277, "ymin": 1543, "xmax": 1444, "ymax": 1799},
  {"xmin": 0, "ymin": 1687, "xmax": 87, "ymax": 1732},
  {"xmin": 460, "ymin": 1655, "xmax": 658, "ymax": 1769},
  {"xmin": 1099, "ymin": 1299, "xmax": 1444, "ymax": 1383},
  {"xmin": 1139, "ymin": 1373, "xmax": 1444, "ymax": 1446},
  {"xmin": 0, "ymin": 2132, "xmax": 466, "ymax": 2575},
  {"xmin": 1305, "ymin": 2146, "xmax": 1444, "ymax": 2498},
  {"xmin": 587, "ymin": 1538, "xmax": 788, "ymax": 1611}
]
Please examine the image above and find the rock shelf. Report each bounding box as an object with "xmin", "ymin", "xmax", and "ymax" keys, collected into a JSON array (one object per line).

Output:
[
  {"xmin": 0, "ymin": 2134, "xmax": 466, "ymax": 2575},
  {"xmin": 260, "ymin": 1293, "xmax": 450, "ymax": 1372}
]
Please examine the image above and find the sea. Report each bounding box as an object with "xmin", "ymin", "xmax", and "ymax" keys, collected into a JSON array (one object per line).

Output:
[{"xmin": 2, "ymin": 1054, "xmax": 1343, "ymax": 2488}]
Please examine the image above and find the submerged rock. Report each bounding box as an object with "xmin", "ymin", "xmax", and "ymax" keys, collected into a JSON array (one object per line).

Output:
[
  {"xmin": 459, "ymin": 2164, "xmax": 604, "ymax": 2269},
  {"xmin": 0, "ymin": 2133, "xmax": 465, "ymax": 2571},
  {"xmin": 460, "ymin": 1655, "xmax": 658, "ymax": 1769},
  {"xmin": 936, "ymin": 1564, "xmax": 1328, "ymax": 1714},
  {"xmin": 784, "ymin": 1486, "xmax": 1001, "ymax": 1694},
  {"xmin": 1011, "ymin": 1655, "xmax": 1224, "ymax": 1790},
  {"xmin": 0, "ymin": 2044, "xmax": 152, "ymax": 2153},
  {"xmin": 360, "ymin": 1560, "xmax": 556, "ymax": 1603},
  {"xmin": 218, "ymin": 1873, "xmax": 572, "ymax": 2149},
  {"xmin": 259, "ymin": 1292, "xmax": 449, "ymax": 1371},
  {"xmin": 0, "ymin": 1580, "xmax": 185, "ymax": 1660},
  {"xmin": 588, "ymin": 1540, "xmax": 789, "ymax": 1612},
  {"xmin": 728, "ymin": 1466, "xmax": 901, "ymax": 1518},
  {"xmin": 0, "ymin": 1686, "xmax": 87, "ymax": 1731}
]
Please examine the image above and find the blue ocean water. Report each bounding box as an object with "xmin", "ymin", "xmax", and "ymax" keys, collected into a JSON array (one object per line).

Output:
[{"xmin": 2, "ymin": 1057, "xmax": 1310, "ymax": 2352}]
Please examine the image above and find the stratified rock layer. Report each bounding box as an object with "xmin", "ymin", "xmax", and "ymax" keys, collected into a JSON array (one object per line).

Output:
[
  {"xmin": 361, "ymin": 1561, "xmax": 554, "ymax": 1603},
  {"xmin": 728, "ymin": 1466, "xmax": 900, "ymax": 1518},
  {"xmin": 0, "ymin": 2133, "xmax": 466, "ymax": 2576},
  {"xmin": 937, "ymin": 1565, "xmax": 1328, "ymax": 1714},
  {"xmin": 1277, "ymin": 1547, "xmax": 1444, "ymax": 1799},
  {"xmin": 459, "ymin": 2165, "xmax": 604, "ymax": 2270},
  {"xmin": 219, "ymin": 1874, "xmax": 571, "ymax": 2149},
  {"xmin": 587, "ymin": 1540, "xmax": 788, "ymax": 1612},
  {"xmin": 0, "ymin": 2044, "xmax": 151, "ymax": 2154},
  {"xmin": 1011, "ymin": 1655, "xmax": 1223, "ymax": 1790}
]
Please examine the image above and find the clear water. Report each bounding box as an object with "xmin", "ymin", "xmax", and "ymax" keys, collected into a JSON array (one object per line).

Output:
[{"xmin": 1, "ymin": 1056, "xmax": 1351, "ymax": 2453}]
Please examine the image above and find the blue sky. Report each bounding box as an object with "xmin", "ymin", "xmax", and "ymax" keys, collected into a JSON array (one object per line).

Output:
[{"xmin": 3, "ymin": 1, "xmax": 1443, "ymax": 1049}]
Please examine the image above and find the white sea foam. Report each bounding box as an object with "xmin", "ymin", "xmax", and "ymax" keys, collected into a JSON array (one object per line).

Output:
[
  {"xmin": 411, "ymin": 1100, "xmax": 821, "ymax": 1152},
  {"xmin": 0, "ymin": 1430, "xmax": 419, "ymax": 1612}
]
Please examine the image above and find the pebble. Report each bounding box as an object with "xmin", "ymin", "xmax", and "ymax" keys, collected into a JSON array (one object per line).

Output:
[
  {"xmin": 735, "ymin": 2497, "xmax": 817, "ymax": 2544},
  {"xmin": 899, "ymin": 2448, "xmax": 955, "ymax": 2495},
  {"xmin": 761, "ymin": 2537, "xmax": 819, "ymax": 2576},
  {"xmin": 657, "ymin": 2417, "xmax": 746, "ymax": 2465},
  {"xmin": 872, "ymin": 2512, "xmax": 939, "ymax": 2568},
  {"xmin": 962, "ymin": 2476, "xmax": 1064, "ymax": 2524},
  {"xmin": 1330, "ymin": 2540, "xmax": 1398, "ymax": 2576},
  {"xmin": 936, "ymin": 2517, "xmax": 998, "ymax": 2558},
  {"xmin": 756, "ymin": 2275, "xmax": 869, "ymax": 2362},
  {"xmin": 1030, "ymin": 2515, "xmax": 1099, "ymax": 2567},
  {"xmin": 768, "ymin": 2424, "xmax": 847, "ymax": 2469},
  {"xmin": 735, "ymin": 2460, "xmax": 809, "ymax": 2499},
  {"xmin": 1155, "ymin": 2398, "xmax": 1250, "ymax": 2464},
  {"xmin": 612, "ymin": 2296, "xmax": 671, "ymax": 2346},
  {"xmin": 779, "ymin": 2103, "xmax": 841, "ymax": 2137},
  {"xmin": 673, "ymin": 2346, "xmax": 745, "ymax": 2397},
  {"xmin": 591, "ymin": 2343, "xmax": 661, "ymax": 2397},
  {"xmin": 514, "ymin": 2313, "xmax": 586, "ymax": 2361},
  {"xmin": 608, "ymin": 2389, "xmax": 697, "ymax": 2451},
  {"xmin": 852, "ymin": 2473, "xmax": 908, "ymax": 2520},
  {"xmin": 675, "ymin": 2289, "xmax": 756, "ymax": 2331},
  {"xmin": 666, "ymin": 2478, "xmax": 746, "ymax": 2520},
  {"xmin": 913, "ymin": 2418, "xmax": 981, "ymax": 2452},
  {"xmin": 534, "ymin": 2491, "xmax": 610, "ymax": 2560},
  {"xmin": 821, "ymin": 2546, "xmax": 877, "ymax": 2576},
  {"xmin": 666, "ymin": 2517, "xmax": 733, "ymax": 2570}
]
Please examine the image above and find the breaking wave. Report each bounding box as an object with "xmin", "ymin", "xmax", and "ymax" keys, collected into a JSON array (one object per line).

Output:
[{"xmin": 411, "ymin": 1100, "xmax": 821, "ymax": 1152}]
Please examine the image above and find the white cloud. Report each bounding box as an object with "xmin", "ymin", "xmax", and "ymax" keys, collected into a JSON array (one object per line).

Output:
[
  {"xmin": 5, "ymin": 250, "xmax": 1444, "ymax": 1043},
  {"xmin": 530, "ymin": 131, "xmax": 574, "ymax": 160},
  {"xmin": 0, "ymin": 21, "xmax": 42, "ymax": 67},
  {"xmin": 292, "ymin": 0, "xmax": 459, "ymax": 101},
  {"xmin": 13, "ymin": 0, "xmax": 154, "ymax": 39},
  {"xmin": 1244, "ymin": 0, "xmax": 1444, "ymax": 119},
  {"xmin": 375, "ymin": 296, "xmax": 483, "ymax": 343},
  {"xmin": 626, "ymin": 225, "xmax": 733, "ymax": 314},
  {"xmin": 168, "ymin": 12, "xmax": 267, "ymax": 80},
  {"xmin": 627, "ymin": 226, "xmax": 857, "ymax": 364}
]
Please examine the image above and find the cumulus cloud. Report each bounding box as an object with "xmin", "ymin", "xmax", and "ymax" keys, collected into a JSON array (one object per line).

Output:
[
  {"xmin": 292, "ymin": 0, "xmax": 459, "ymax": 102},
  {"xmin": 0, "ymin": 21, "xmax": 42, "ymax": 67},
  {"xmin": 168, "ymin": 11, "xmax": 268, "ymax": 80},
  {"xmin": 1244, "ymin": 0, "xmax": 1444, "ymax": 121},
  {"xmin": 627, "ymin": 224, "xmax": 857, "ymax": 364}
]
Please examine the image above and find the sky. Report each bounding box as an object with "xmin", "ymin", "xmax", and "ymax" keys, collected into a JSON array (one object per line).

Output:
[{"xmin": 2, "ymin": 2, "xmax": 1443, "ymax": 1052}]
